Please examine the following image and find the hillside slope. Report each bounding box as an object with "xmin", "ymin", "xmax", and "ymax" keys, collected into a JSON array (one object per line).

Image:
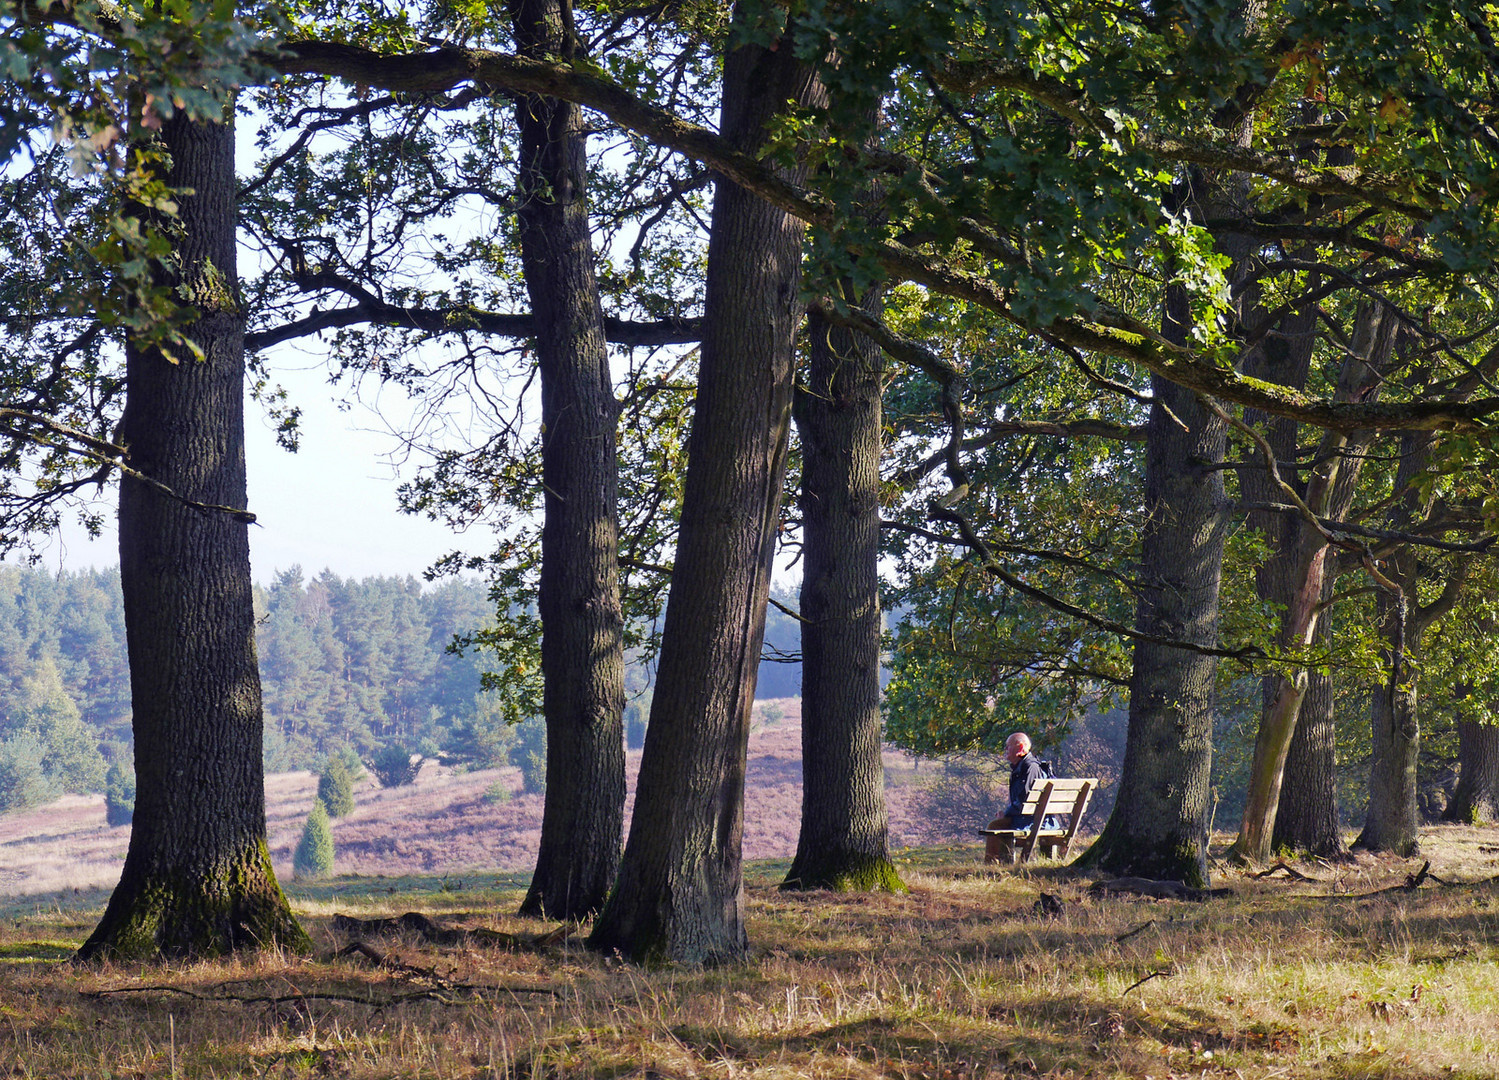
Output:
[{"xmin": 0, "ymin": 700, "xmax": 951, "ymax": 896}]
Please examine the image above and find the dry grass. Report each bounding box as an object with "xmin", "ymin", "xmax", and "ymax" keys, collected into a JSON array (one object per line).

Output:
[{"xmin": 3, "ymin": 827, "xmax": 1499, "ymax": 1078}]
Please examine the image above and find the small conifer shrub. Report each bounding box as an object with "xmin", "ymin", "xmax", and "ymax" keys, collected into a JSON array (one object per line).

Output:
[
  {"xmin": 370, "ymin": 744, "xmax": 421, "ymax": 787},
  {"xmin": 294, "ymin": 798, "xmax": 335, "ymax": 879},
  {"xmin": 514, "ymin": 719, "xmax": 547, "ymax": 794},
  {"xmin": 317, "ymin": 758, "xmax": 356, "ymax": 817},
  {"xmin": 104, "ymin": 759, "xmax": 135, "ymax": 827},
  {"xmin": 332, "ymin": 745, "xmax": 366, "ymax": 782}
]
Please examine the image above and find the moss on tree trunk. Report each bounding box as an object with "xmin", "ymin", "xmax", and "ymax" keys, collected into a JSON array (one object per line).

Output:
[{"xmin": 80, "ymin": 841, "xmax": 308, "ymax": 961}]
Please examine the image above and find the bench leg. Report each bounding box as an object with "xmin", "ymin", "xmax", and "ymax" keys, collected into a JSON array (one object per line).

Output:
[
  {"xmin": 985, "ymin": 835, "xmax": 1016, "ymax": 864},
  {"xmin": 1038, "ymin": 837, "xmax": 1074, "ymax": 860}
]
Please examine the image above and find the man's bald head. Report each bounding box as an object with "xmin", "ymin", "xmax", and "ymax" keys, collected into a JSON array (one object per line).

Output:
[{"xmin": 1005, "ymin": 732, "xmax": 1031, "ymax": 764}]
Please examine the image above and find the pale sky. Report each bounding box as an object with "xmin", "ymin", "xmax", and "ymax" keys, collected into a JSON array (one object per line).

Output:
[
  {"xmin": 241, "ymin": 359, "xmax": 481, "ymax": 582},
  {"xmin": 42, "ymin": 357, "xmax": 474, "ymax": 583}
]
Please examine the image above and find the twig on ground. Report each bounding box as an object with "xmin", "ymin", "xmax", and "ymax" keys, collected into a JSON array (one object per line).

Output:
[
  {"xmin": 1122, "ymin": 967, "xmax": 1175, "ymax": 996},
  {"xmin": 83, "ymin": 969, "xmax": 560, "ymax": 1008},
  {"xmin": 1115, "ymin": 919, "xmax": 1157, "ymax": 943},
  {"xmin": 1308, "ymin": 860, "xmax": 1499, "ymax": 900},
  {"xmin": 81, "ymin": 984, "xmax": 520, "ymax": 1007}
]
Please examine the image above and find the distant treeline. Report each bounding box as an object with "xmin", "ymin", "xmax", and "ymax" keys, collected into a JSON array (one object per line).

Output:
[
  {"xmin": 0, "ymin": 566, "xmax": 497, "ymax": 790},
  {"xmin": 0, "ymin": 565, "xmax": 821, "ymax": 807}
]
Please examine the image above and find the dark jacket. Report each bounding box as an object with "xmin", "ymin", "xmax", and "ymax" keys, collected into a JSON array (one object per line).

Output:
[{"xmin": 1006, "ymin": 752, "xmax": 1046, "ymax": 829}]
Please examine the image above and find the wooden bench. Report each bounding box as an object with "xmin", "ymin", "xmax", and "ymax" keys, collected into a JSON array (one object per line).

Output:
[{"xmin": 980, "ymin": 777, "xmax": 1097, "ymax": 864}]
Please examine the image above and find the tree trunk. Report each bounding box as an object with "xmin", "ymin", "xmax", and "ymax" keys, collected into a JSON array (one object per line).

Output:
[
  {"xmin": 508, "ymin": 0, "xmax": 626, "ymax": 922},
  {"xmin": 1080, "ymin": 363, "xmax": 1225, "ymax": 887},
  {"xmin": 1355, "ymin": 427, "xmax": 1433, "ymax": 856},
  {"xmin": 1229, "ymin": 301, "xmax": 1395, "ymax": 862},
  {"xmin": 1079, "ymin": 87, "xmax": 1269, "ymax": 885},
  {"xmin": 1447, "ymin": 718, "xmax": 1499, "ymax": 825},
  {"xmin": 77, "ymin": 111, "xmax": 309, "ymax": 961},
  {"xmin": 587, "ymin": 17, "xmax": 818, "ymax": 965},
  {"xmin": 1356, "ymin": 574, "xmax": 1422, "ymax": 856},
  {"xmin": 781, "ymin": 303, "xmax": 903, "ymax": 894},
  {"xmin": 1231, "ymin": 547, "xmax": 1322, "ymax": 863},
  {"xmin": 1271, "ymin": 589, "xmax": 1345, "ymax": 856},
  {"xmin": 1227, "ymin": 299, "xmax": 1316, "ymax": 865},
  {"xmin": 1353, "ymin": 339, "xmax": 1480, "ymax": 851}
]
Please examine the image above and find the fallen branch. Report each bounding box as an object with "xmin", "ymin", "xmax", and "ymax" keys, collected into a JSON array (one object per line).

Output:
[
  {"xmin": 1351, "ymin": 860, "xmax": 1432, "ymax": 900},
  {"xmin": 1253, "ymin": 862, "xmax": 1317, "ymax": 882},
  {"xmin": 335, "ymin": 941, "xmax": 392, "ymax": 966},
  {"xmin": 81, "ymin": 983, "xmax": 556, "ymax": 1007},
  {"xmin": 331, "ymin": 940, "xmax": 456, "ymax": 987},
  {"xmin": 1303, "ymin": 860, "xmax": 1499, "ymax": 901}
]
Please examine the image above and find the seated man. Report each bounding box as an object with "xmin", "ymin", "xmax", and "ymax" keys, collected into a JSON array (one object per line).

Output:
[{"xmin": 994, "ymin": 732, "xmax": 1055, "ymax": 831}]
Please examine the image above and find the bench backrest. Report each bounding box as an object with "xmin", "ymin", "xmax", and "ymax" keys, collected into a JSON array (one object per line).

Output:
[{"xmin": 1020, "ymin": 777, "xmax": 1095, "ymax": 827}]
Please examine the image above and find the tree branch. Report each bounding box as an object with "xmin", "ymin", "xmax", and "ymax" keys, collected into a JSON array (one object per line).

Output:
[
  {"xmin": 271, "ymin": 41, "xmax": 1499, "ymax": 433},
  {"xmin": 247, "ymin": 266, "xmax": 701, "ymax": 349}
]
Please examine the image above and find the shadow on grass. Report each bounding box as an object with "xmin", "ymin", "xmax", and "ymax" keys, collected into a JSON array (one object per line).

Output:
[
  {"xmin": 669, "ymin": 1012, "xmax": 1129, "ymax": 1077},
  {"xmin": 0, "ymin": 940, "xmax": 74, "ymax": 963}
]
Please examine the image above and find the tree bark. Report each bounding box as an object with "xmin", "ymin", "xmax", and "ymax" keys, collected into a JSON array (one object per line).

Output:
[
  {"xmin": 782, "ymin": 303, "xmax": 903, "ymax": 894},
  {"xmin": 1447, "ymin": 717, "xmax": 1499, "ymax": 825},
  {"xmin": 1271, "ymin": 586, "xmax": 1345, "ymax": 855},
  {"xmin": 1078, "ymin": 52, "xmax": 1280, "ymax": 884},
  {"xmin": 507, "ymin": 0, "xmax": 626, "ymax": 922},
  {"xmin": 77, "ymin": 111, "xmax": 309, "ymax": 961},
  {"xmin": 587, "ymin": 15, "xmax": 818, "ymax": 965},
  {"xmin": 1079, "ymin": 148, "xmax": 1253, "ymax": 888}
]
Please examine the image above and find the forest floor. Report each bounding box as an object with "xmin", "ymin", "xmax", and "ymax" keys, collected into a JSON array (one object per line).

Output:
[
  {"xmin": 0, "ymin": 699, "xmax": 948, "ymax": 898},
  {"xmin": 2, "ymin": 828, "xmax": 1498, "ymax": 1078}
]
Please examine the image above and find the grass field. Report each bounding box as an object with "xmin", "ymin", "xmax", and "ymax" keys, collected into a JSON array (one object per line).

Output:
[{"xmin": 3, "ymin": 827, "xmax": 1499, "ymax": 1078}]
